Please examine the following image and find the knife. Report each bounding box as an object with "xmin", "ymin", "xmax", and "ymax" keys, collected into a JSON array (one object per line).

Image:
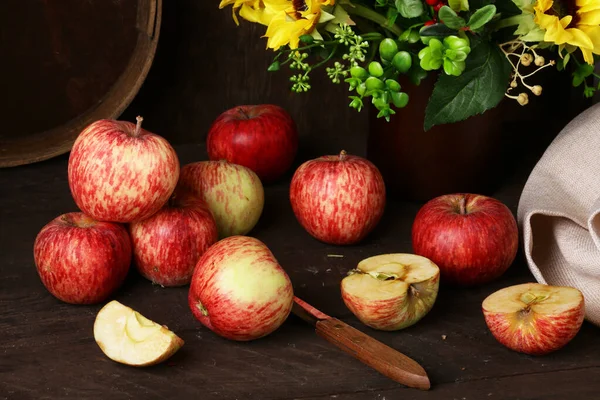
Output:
[{"xmin": 292, "ymin": 296, "xmax": 431, "ymax": 390}]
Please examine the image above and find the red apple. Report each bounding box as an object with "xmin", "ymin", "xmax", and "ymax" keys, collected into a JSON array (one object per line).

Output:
[
  {"xmin": 411, "ymin": 193, "xmax": 518, "ymax": 286},
  {"xmin": 33, "ymin": 212, "xmax": 132, "ymax": 304},
  {"xmin": 482, "ymin": 283, "xmax": 585, "ymax": 355},
  {"xmin": 68, "ymin": 116, "xmax": 180, "ymax": 223},
  {"xmin": 207, "ymin": 104, "xmax": 298, "ymax": 183},
  {"xmin": 289, "ymin": 150, "xmax": 386, "ymax": 245},
  {"xmin": 177, "ymin": 160, "xmax": 264, "ymax": 238},
  {"xmin": 129, "ymin": 189, "xmax": 218, "ymax": 287},
  {"xmin": 188, "ymin": 235, "xmax": 294, "ymax": 341}
]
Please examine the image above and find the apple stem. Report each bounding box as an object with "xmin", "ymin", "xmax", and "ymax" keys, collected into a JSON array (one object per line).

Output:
[
  {"xmin": 339, "ymin": 150, "xmax": 347, "ymax": 161},
  {"xmin": 133, "ymin": 116, "xmax": 144, "ymax": 137},
  {"xmin": 459, "ymin": 196, "xmax": 467, "ymax": 215}
]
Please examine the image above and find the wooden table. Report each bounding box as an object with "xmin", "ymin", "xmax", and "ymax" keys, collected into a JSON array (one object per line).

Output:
[{"xmin": 2, "ymin": 145, "xmax": 599, "ymax": 400}]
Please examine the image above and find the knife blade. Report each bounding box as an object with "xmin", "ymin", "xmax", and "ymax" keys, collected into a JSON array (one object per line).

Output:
[{"xmin": 292, "ymin": 296, "xmax": 431, "ymax": 391}]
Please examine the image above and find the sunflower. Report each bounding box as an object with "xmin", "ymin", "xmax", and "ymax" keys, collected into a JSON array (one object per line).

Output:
[
  {"xmin": 219, "ymin": 0, "xmax": 285, "ymax": 26},
  {"xmin": 533, "ymin": 0, "xmax": 600, "ymax": 64},
  {"xmin": 263, "ymin": 0, "xmax": 335, "ymax": 50}
]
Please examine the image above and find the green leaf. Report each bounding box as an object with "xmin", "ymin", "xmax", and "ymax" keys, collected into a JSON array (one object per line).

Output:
[
  {"xmin": 467, "ymin": 5, "xmax": 497, "ymax": 30},
  {"xmin": 438, "ymin": 6, "xmax": 466, "ymax": 29},
  {"xmin": 267, "ymin": 61, "xmax": 280, "ymax": 72},
  {"xmin": 387, "ymin": 7, "xmax": 399, "ymax": 26},
  {"xmin": 395, "ymin": 0, "xmax": 424, "ymax": 19},
  {"xmin": 423, "ymin": 39, "xmax": 511, "ymax": 130},
  {"xmin": 419, "ymin": 23, "xmax": 458, "ymax": 37},
  {"xmin": 449, "ymin": 0, "xmax": 469, "ymax": 12}
]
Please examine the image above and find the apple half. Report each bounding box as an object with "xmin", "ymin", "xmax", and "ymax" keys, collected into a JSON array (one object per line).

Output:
[
  {"xmin": 94, "ymin": 300, "xmax": 184, "ymax": 366},
  {"xmin": 341, "ymin": 253, "xmax": 440, "ymax": 331},
  {"xmin": 482, "ymin": 283, "xmax": 585, "ymax": 355}
]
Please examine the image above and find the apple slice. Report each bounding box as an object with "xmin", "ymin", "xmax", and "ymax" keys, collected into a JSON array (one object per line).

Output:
[
  {"xmin": 341, "ymin": 253, "xmax": 440, "ymax": 331},
  {"xmin": 482, "ymin": 283, "xmax": 585, "ymax": 355},
  {"xmin": 94, "ymin": 300, "xmax": 184, "ymax": 366}
]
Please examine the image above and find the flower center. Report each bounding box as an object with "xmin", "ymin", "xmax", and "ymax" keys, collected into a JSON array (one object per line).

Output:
[
  {"xmin": 293, "ymin": 0, "xmax": 308, "ymax": 19},
  {"xmin": 549, "ymin": 0, "xmax": 580, "ymax": 25}
]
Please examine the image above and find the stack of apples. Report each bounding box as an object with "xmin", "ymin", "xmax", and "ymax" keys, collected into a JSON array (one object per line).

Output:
[{"xmin": 32, "ymin": 106, "xmax": 301, "ymax": 366}]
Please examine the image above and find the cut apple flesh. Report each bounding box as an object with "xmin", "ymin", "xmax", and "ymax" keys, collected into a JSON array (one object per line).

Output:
[
  {"xmin": 94, "ymin": 300, "xmax": 184, "ymax": 367},
  {"xmin": 482, "ymin": 283, "xmax": 584, "ymax": 315},
  {"xmin": 343, "ymin": 253, "xmax": 440, "ymax": 302}
]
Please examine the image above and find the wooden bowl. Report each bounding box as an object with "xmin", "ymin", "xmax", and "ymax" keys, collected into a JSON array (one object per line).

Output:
[{"xmin": 0, "ymin": 0, "xmax": 162, "ymax": 168}]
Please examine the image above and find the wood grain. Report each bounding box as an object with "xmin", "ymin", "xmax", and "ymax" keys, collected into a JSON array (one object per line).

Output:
[{"xmin": 2, "ymin": 144, "xmax": 600, "ymax": 399}]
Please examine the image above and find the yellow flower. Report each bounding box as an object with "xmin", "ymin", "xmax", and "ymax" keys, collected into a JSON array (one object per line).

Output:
[
  {"xmin": 533, "ymin": 0, "xmax": 600, "ymax": 64},
  {"xmin": 219, "ymin": 0, "xmax": 283, "ymax": 26},
  {"xmin": 263, "ymin": 0, "xmax": 335, "ymax": 50}
]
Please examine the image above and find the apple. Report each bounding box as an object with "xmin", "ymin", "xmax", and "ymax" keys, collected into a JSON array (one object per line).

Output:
[
  {"xmin": 68, "ymin": 116, "xmax": 180, "ymax": 223},
  {"xmin": 129, "ymin": 188, "xmax": 218, "ymax": 287},
  {"xmin": 289, "ymin": 150, "xmax": 386, "ymax": 245},
  {"xmin": 94, "ymin": 300, "xmax": 184, "ymax": 366},
  {"xmin": 33, "ymin": 212, "xmax": 131, "ymax": 304},
  {"xmin": 188, "ymin": 235, "xmax": 294, "ymax": 341},
  {"xmin": 341, "ymin": 253, "xmax": 440, "ymax": 331},
  {"xmin": 411, "ymin": 193, "xmax": 518, "ymax": 286},
  {"xmin": 177, "ymin": 160, "xmax": 264, "ymax": 238},
  {"xmin": 207, "ymin": 104, "xmax": 298, "ymax": 183},
  {"xmin": 482, "ymin": 283, "xmax": 585, "ymax": 355}
]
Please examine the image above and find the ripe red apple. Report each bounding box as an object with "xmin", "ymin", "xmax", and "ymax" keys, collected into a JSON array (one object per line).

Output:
[
  {"xmin": 206, "ymin": 104, "xmax": 298, "ymax": 183},
  {"xmin": 68, "ymin": 116, "xmax": 180, "ymax": 223},
  {"xmin": 411, "ymin": 193, "xmax": 518, "ymax": 286},
  {"xmin": 188, "ymin": 235, "xmax": 294, "ymax": 341},
  {"xmin": 482, "ymin": 283, "xmax": 585, "ymax": 355},
  {"xmin": 33, "ymin": 212, "xmax": 132, "ymax": 304},
  {"xmin": 129, "ymin": 189, "xmax": 218, "ymax": 287},
  {"xmin": 289, "ymin": 150, "xmax": 386, "ymax": 245},
  {"xmin": 177, "ymin": 160, "xmax": 264, "ymax": 238}
]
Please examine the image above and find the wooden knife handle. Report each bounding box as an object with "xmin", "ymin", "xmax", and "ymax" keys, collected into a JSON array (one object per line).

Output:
[{"xmin": 315, "ymin": 318, "xmax": 431, "ymax": 390}]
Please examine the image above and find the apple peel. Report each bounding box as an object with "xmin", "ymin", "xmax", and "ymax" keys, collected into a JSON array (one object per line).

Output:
[
  {"xmin": 482, "ymin": 283, "xmax": 585, "ymax": 355},
  {"xmin": 94, "ymin": 300, "xmax": 184, "ymax": 367},
  {"xmin": 341, "ymin": 254, "xmax": 440, "ymax": 331}
]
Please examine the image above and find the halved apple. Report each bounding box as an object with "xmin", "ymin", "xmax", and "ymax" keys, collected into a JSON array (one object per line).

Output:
[
  {"xmin": 341, "ymin": 253, "xmax": 440, "ymax": 331},
  {"xmin": 94, "ymin": 300, "xmax": 184, "ymax": 366},
  {"xmin": 482, "ymin": 283, "xmax": 585, "ymax": 355}
]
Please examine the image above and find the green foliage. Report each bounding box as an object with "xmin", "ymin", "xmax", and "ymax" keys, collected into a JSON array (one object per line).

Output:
[{"xmin": 424, "ymin": 39, "xmax": 512, "ymax": 130}]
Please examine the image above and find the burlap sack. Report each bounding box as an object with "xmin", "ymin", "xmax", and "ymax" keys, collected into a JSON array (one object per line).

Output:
[{"xmin": 518, "ymin": 102, "xmax": 600, "ymax": 327}]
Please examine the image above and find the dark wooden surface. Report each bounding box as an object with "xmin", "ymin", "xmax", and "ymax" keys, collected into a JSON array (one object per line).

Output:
[{"xmin": 2, "ymin": 144, "xmax": 600, "ymax": 400}]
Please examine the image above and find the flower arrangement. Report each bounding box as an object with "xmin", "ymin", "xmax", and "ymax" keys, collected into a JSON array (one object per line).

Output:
[{"xmin": 218, "ymin": 0, "xmax": 600, "ymax": 129}]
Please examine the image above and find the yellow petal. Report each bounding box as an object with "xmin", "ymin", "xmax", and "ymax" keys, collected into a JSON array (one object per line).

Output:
[
  {"xmin": 543, "ymin": 18, "xmax": 570, "ymax": 44},
  {"xmin": 579, "ymin": 9, "xmax": 600, "ymax": 25},
  {"xmin": 577, "ymin": 0, "xmax": 600, "ymax": 13},
  {"xmin": 559, "ymin": 15, "xmax": 573, "ymax": 28},
  {"xmin": 580, "ymin": 47, "xmax": 595, "ymax": 64},
  {"xmin": 566, "ymin": 27, "xmax": 595, "ymax": 49},
  {"xmin": 534, "ymin": 0, "xmax": 554, "ymax": 13},
  {"xmin": 580, "ymin": 25, "xmax": 600, "ymax": 53}
]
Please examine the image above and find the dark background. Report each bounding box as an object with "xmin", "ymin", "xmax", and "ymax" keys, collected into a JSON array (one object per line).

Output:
[{"xmin": 120, "ymin": 0, "xmax": 369, "ymax": 159}]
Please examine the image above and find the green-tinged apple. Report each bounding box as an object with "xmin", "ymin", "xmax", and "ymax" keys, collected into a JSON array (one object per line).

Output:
[
  {"xmin": 341, "ymin": 253, "xmax": 440, "ymax": 331},
  {"xmin": 411, "ymin": 193, "xmax": 518, "ymax": 287},
  {"xmin": 188, "ymin": 235, "xmax": 294, "ymax": 341},
  {"xmin": 177, "ymin": 160, "xmax": 264, "ymax": 238},
  {"xmin": 129, "ymin": 188, "xmax": 218, "ymax": 287},
  {"xmin": 94, "ymin": 300, "xmax": 184, "ymax": 366},
  {"xmin": 482, "ymin": 283, "xmax": 585, "ymax": 355},
  {"xmin": 33, "ymin": 212, "xmax": 131, "ymax": 304},
  {"xmin": 68, "ymin": 116, "xmax": 180, "ymax": 223}
]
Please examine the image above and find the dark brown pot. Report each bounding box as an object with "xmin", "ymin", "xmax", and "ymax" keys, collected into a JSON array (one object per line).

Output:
[{"xmin": 367, "ymin": 65, "xmax": 591, "ymax": 202}]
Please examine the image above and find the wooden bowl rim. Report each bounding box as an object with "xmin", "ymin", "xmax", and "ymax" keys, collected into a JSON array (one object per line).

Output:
[{"xmin": 0, "ymin": 0, "xmax": 162, "ymax": 168}]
